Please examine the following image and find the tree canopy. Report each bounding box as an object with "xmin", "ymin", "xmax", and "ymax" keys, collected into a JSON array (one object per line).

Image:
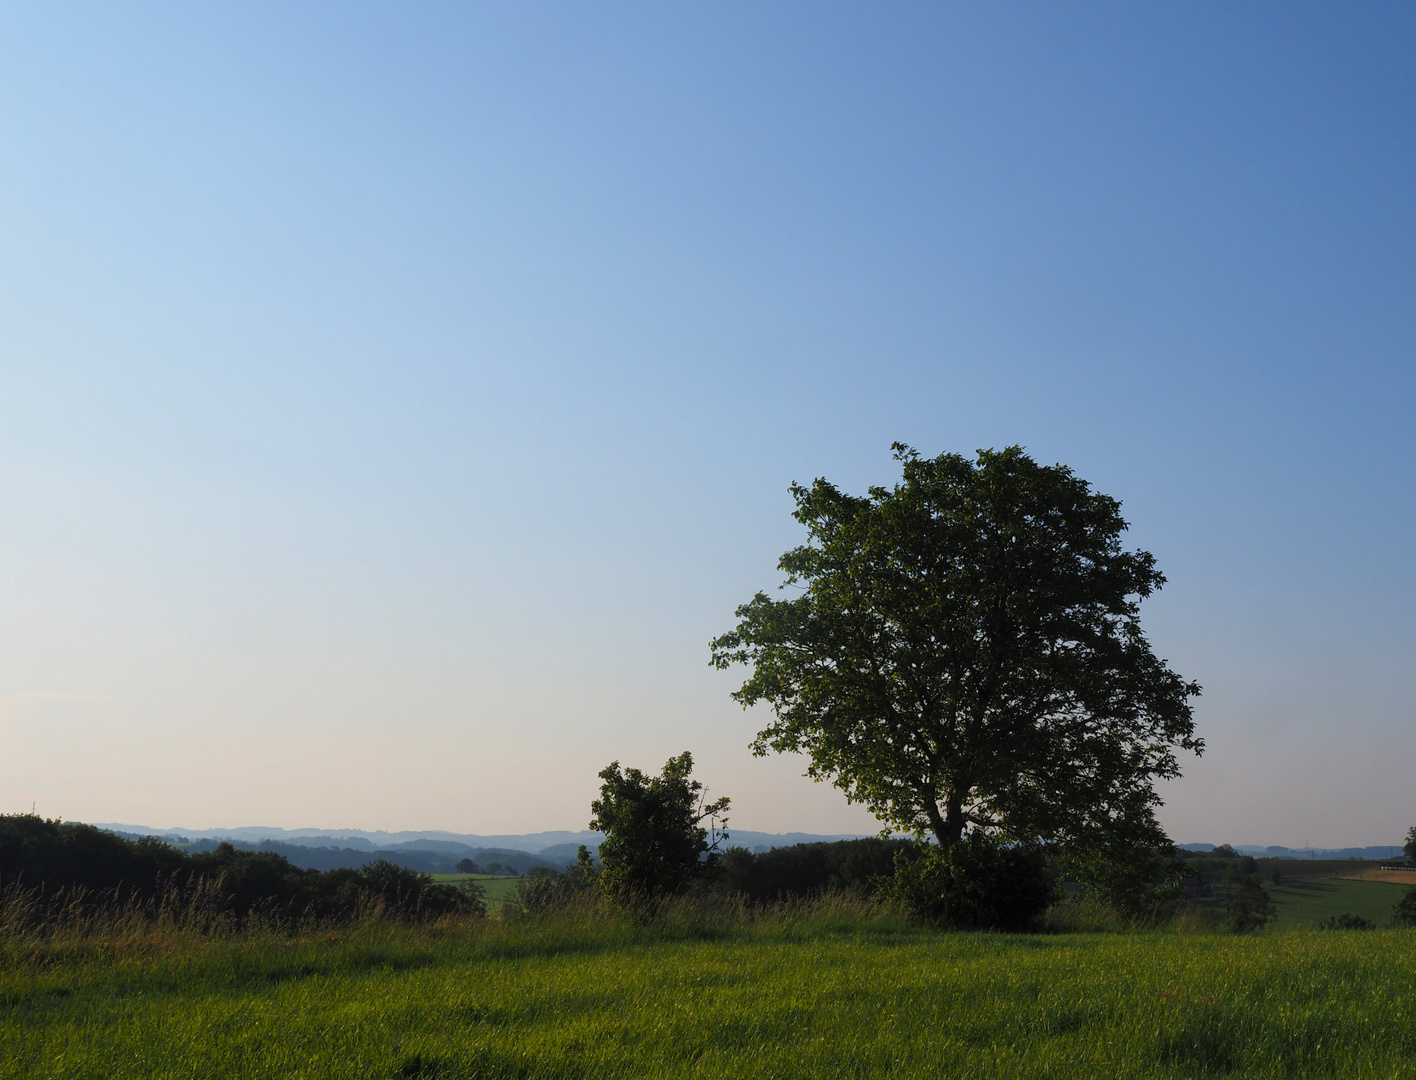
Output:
[
  {"xmin": 589, "ymin": 752, "xmax": 730, "ymax": 903},
  {"xmin": 711, "ymin": 444, "xmax": 1201, "ymax": 869}
]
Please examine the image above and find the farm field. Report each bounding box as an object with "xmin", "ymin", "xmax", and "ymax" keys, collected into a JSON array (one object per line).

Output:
[
  {"xmin": 1255, "ymin": 859, "xmax": 1387, "ymax": 881},
  {"xmin": 1337, "ymin": 867, "xmax": 1416, "ymax": 885},
  {"xmin": 430, "ymin": 872, "xmax": 524, "ymax": 905},
  {"xmin": 1267, "ymin": 878, "xmax": 1410, "ymax": 931},
  {"xmin": 6, "ymin": 916, "xmax": 1416, "ymax": 1078}
]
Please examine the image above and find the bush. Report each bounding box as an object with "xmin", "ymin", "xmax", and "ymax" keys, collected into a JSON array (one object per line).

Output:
[
  {"xmin": 176, "ymin": 847, "xmax": 485, "ymax": 922},
  {"xmin": 188, "ymin": 844, "xmax": 323, "ymax": 920},
  {"xmin": 513, "ymin": 869, "xmax": 588, "ymax": 915},
  {"xmin": 1317, "ymin": 912, "xmax": 1375, "ymax": 931},
  {"xmin": 511, "ymin": 848, "xmax": 599, "ymax": 916},
  {"xmin": 1061, "ymin": 833, "xmax": 1191, "ymax": 921},
  {"xmin": 879, "ymin": 835, "xmax": 1055, "ymax": 931},
  {"xmin": 1391, "ymin": 886, "xmax": 1416, "ymax": 928},
  {"xmin": 353, "ymin": 859, "xmax": 484, "ymax": 919}
]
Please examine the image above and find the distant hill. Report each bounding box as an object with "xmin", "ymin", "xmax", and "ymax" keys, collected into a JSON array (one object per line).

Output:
[
  {"xmin": 95, "ymin": 824, "xmax": 876, "ymax": 866},
  {"xmin": 98, "ymin": 826, "xmax": 1408, "ymax": 865},
  {"xmin": 1180, "ymin": 843, "xmax": 1405, "ymax": 861},
  {"xmin": 103, "ymin": 833, "xmax": 570, "ymax": 875},
  {"xmin": 95, "ymin": 824, "xmax": 608, "ymax": 854}
]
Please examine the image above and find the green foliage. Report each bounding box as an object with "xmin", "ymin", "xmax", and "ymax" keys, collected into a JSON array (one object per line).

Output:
[
  {"xmin": 177, "ymin": 845, "xmax": 483, "ymax": 922},
  {"xmin": 1392, "ymin": 886, "xmax": 1416, "ymax": 928},
  {"xmin": 879, "ymin": 834, "xmax": 1055, "ymax": 930},
  {"xmin": 711, "ymin": 445, "xmax": 1201, "ymax": 901},
  {"xmin": 1405, "ymin": 825, "xmax": 1416, "ymax": 865},
  {"xmin": 590, "ymin": 752, "xmax": 729, "ymax": 905},
  {"xmin": 1222, "ymin": 868, "xmax": 1277, "ymax": 933},
  {"xmin": 1316, "ymin": 912, "xmax": 1375, "ymax": 930},
  {"xmin": 1060, "ymin": 833, "xmax": 1189, "ymax": 920}
]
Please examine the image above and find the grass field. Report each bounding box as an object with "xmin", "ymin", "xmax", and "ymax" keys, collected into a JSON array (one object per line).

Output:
[
  {"xmin": 1268, "ymin": 877, "xmax": 1410, "ymax": 931},
  {"xmin": 6, "ymin": 909, "xmax": 1416, "ymax": 1078},
  {"xmin": 430, "ymin": 873, "xmax": 524, "ymax": 905}
]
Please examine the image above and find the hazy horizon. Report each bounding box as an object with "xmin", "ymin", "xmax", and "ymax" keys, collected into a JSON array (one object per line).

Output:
[
  {"xmin": 3, "ymin": 4, "xmax": 1414, "ymax": 848},
  {"xmin": 85, "ymin": 821, "xmax": 1416, "ymax": 855}
]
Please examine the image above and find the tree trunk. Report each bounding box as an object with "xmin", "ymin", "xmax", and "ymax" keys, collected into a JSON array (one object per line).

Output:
[{"xmin": 925, "ymin": 792, "xmax": 967, "ymax": 848}]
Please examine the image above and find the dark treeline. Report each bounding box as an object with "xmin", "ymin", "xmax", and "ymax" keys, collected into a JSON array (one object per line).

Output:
[
  {"xmin": 515, "ymin": 833, "xmax": 1062, "ymax": 932},
  {"xmin": 716, "ymin": 839, "xmax": 910, "ymax": 901},
  {"xmin": 143, "ymin": 837, "xmax": 561, "ymax": 876},
  {"xmin": 1174, "ymin": 846, "xmax": 1259, "ymax": 894},
  {"xmin": 0, "ymin": 815, "xmax": 482, "ymax": 924}
]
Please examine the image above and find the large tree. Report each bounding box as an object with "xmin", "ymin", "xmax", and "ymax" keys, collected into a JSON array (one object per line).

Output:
[{"xmin": 711, "ymin": 444, "xmax": 1201, "ymax": 861}]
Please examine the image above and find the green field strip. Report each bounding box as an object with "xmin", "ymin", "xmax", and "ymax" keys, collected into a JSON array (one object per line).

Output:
[
  {"xmin": 429, "ymin": 873, "xmax": 525, "ymax": 905},
  {"xmin": 1267, "ymin": 878, "xmax": 1410, "ymax": 931}
]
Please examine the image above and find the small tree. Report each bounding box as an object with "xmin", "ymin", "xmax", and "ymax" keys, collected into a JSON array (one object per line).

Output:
[
  {"xmin": 1404, "ymin": 825, "xmax": 1416, "ymax": 865},
  {"xmin": 456, "ymin": 858, "xmax": 480, "ymax": 874},
  {"xmin": 1222, "ymin": 867, "xmax": 1276, "ymax": 933},
  {"xmin": 590, "ymin": 752, "xmax": 729, "ymax": 904}
]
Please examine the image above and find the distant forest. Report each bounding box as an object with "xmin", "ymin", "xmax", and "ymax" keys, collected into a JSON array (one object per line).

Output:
[{"xmin": 108, "ymin": 832, "xmax": 573, "ymax": 875}]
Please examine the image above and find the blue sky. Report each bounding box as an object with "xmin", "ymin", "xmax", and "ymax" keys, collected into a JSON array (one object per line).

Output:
[{"xmin": 1, "ymin": 3, "xmax": 1412, "ymax": 845}]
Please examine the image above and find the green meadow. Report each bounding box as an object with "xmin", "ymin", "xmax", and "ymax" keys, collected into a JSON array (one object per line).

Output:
[
  {"xmin": 1267, "ymin": 878, "xmax": 1409, "ymax": 932},
  {"xmin": 430, "ymin": 873, "xmax": 525, "ymax": 906},
  {"xmin": 6, "ymin": 904, "xmax": 1416, "ymax": 1079}
]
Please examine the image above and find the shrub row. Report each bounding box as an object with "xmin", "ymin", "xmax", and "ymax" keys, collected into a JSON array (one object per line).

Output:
[{"xmin": 511, "ymin": 834, "xmax": 1059, "ymax": 931}]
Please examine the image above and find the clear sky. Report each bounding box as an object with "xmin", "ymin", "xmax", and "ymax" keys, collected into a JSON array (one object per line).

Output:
[{"xmin": 1, "ymin": 3, "xmax": 1412, "ymax": 847}]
